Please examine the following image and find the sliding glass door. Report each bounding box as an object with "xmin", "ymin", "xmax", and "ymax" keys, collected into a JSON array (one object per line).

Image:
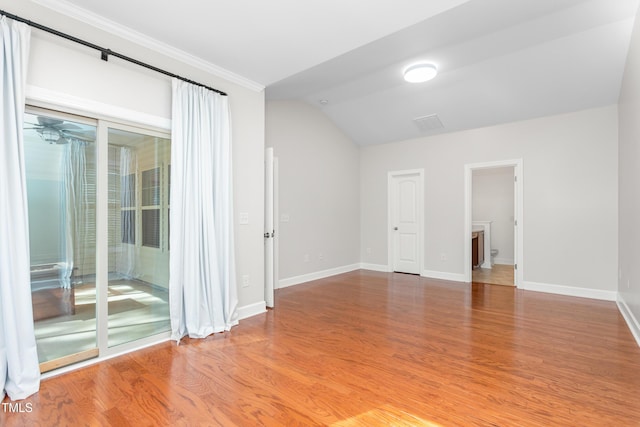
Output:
[
  {"xmin": 25, "ymin": 107, "xmax": 171, "ymax": 372},
  {"xmin": 25, "ymin": 109, "xmax": 99, "ymax": 370},
  {"xmin": 107, "ymin": 126, "xmax": 170, "ymax": 347}
]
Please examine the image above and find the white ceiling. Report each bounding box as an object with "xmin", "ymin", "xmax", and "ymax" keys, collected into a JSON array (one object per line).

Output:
[
  {"xmin": 32, "ymin": 0, "xmax": 640, "ymax": 145},
  {"xmin": 34, "ymin": 0, "xmax": 470, "ymax": 86}
]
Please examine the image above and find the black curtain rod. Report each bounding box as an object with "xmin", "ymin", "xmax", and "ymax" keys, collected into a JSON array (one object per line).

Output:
[{"xmin": 0, "ymin": 9, "xmax": 227, "ymax": 97}]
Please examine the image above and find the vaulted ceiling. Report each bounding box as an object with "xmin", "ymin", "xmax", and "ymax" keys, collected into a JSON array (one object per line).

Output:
[{"xmin": 30, "ymin": 0, "xmax": 640, "ymax": 145}]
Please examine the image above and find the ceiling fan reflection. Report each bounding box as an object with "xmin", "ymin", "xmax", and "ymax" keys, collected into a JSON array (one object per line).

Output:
[{"xmin": 24, "ymin": 116, "xmax": 95, "ymax": 144}]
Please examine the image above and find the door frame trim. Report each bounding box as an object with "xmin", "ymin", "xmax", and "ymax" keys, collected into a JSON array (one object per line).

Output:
[
  {"xmin": 464, "ymin": 159, "xmax": 523, "ymax": 287},
  {"xmin": 387, "ymin": 169, "xmax": 425, "ymax": 274},
  {"xmin": 264, "ymin": 147, "xmax": 277, "ymax": 308}
]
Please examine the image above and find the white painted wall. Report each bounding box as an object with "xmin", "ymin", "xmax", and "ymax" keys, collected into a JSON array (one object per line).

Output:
[
  {"xmin": 266, "ymin": 101, "xmax": 360, "ymax": 283},
  {"xmin": 9, "ymin": 1, "xmax": 266, "ymax": 314},
  {"xmin": 472, "ymin": 167, "xmax": 514, "ymax": 265},
  {"xmin": 618, "ymin": 3, "xmax": 640, "ymax": 342},
  {"xmin": 361, "ymin": 106, "xmax": 618, "ymax": 295}
]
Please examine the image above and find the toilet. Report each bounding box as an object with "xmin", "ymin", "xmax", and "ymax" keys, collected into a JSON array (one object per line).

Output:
[{"xmin": 490, "ymin": 249, "xmax": 499, "ymax": 265}]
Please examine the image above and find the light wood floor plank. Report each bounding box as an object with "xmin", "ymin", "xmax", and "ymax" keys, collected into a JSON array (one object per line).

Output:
[
  {"xmin": 3, "ymin": 270, "xmax": 640, "ymax": 426},
  {"xmin": 472, "ymin": 263, "xmax": 514, "ymax": 286}
]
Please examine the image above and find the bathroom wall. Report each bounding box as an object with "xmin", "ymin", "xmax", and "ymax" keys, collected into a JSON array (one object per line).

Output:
[{"xmin": 472, "ymin": 167, "xmax": 515, "ymax": 265}]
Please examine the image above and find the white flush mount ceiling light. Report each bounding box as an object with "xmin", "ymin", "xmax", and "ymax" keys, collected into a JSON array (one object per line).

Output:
[{"xmin": 403, "ymin": 63, "xmax": 438, "ymax": 83}]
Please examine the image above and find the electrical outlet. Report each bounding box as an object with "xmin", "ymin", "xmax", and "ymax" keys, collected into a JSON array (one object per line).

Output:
[
  {"xmin": 440, "ymin": 253, "xmax": 447, "ymax": 261},
  {"xmin": 304, "ymin": 254, "xmax": 310, "ymax": 263},
  {"xmin": 242, "ymin": 275, "xmax": 250, "ymax": 288},
  {"xmin": 366, "ymin": 247, "xmax": 372, "ymax": 254},
  {"xmin": 239, "ymin": 212, "xmax": 249, "ymax": 225},
  {"xmin": 319, "ymin": 253, "xmax": 324, "ymax": 261}
]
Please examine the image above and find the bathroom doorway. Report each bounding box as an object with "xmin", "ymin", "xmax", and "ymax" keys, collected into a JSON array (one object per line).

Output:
[
  {"xmin": 472, "ymin": 167, "xmax": 515, "ymax": 286},
  {"xmin": 464, "ymin": 160, "xmax": 523, "ymax": 287}
]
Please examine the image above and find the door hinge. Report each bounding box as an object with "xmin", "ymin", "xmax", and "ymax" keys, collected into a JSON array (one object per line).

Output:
[
  {"xmin": 515, "ymin": 220, "xmax": 518, "ymax": 226},
  {"xmin": 514, "ymin": 176, "xmax": 518, "ymax": 182},
  {"xmin": 514, "ymin": 263, "xmax": 517, "ymax": 270}
]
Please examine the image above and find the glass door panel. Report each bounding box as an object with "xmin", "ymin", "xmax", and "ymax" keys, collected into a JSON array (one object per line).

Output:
[
  {"xmin": 24, "ymin": 110, "xmax": 99, "ymax": 370},
  {"xmin": 107, "ymin": 127, "xmax": 170, "ymax": 347}
]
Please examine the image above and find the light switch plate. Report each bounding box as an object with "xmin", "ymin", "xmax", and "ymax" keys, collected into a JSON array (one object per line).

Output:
[{"xmin": 239, "ymin": 212, "xmax": 249, "ymax": 224}]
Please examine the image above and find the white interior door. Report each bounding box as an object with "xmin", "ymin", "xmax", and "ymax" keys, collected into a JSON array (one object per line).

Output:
[
  {"xmin": 264, "ymin": 147, "xmax": 275, "ymax": 308},
  {"xmin": 390, "ymin": 172, "xmax": 422, "ymax": 274}
]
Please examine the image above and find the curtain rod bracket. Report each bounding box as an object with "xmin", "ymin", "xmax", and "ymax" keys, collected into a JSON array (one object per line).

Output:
[{"xmin": 101, "ymin": 49, "xmax": 110, "ymax": 62}]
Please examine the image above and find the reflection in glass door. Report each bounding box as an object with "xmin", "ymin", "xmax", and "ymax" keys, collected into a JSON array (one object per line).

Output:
[
  {"xmin": 107, "ymin": 127, "xmax": 170, "ymax": 347},
  {"xmin": 24, "ymin": 110, "xmax": 99, "ymax": 370}
]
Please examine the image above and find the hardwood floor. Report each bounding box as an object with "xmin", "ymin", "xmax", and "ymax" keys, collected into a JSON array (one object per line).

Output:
[
  {"xmin": 472, "ymin": 264, "xmax": 514, "ymax": 286},
  {"xmin": 3, "ymin": 270, "xmax": 640, "ymax": 426}
]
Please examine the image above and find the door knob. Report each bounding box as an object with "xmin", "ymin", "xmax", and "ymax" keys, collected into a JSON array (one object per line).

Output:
[{"xmin": 394, "ymin": 227, "xmax": 398, "ymax": 231}]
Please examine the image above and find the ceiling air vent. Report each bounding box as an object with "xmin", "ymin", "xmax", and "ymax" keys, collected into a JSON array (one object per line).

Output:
[{"xmin": 413, "ymin": 114, "xmax": 444, "ymax": 132}]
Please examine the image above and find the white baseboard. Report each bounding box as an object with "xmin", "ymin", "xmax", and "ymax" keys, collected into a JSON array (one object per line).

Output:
[
  {"xmin": 237, "ymin": 301, "xmax": 267, "ymax": 319},
  {"xmin": 278, "ymin": 264, "xmax": 361, "ymax": 289},
  {"xmin": 494, "ymin": 258, "xmax": 514, "ymax": 266},
  {"xmin": 359, "ymin": 263, "xmax": 391, "ymax": 272},
  {"xmin": 422, "ymin": 270, "xmax": 467, "ymax": 283},
  {"xmin": 521, "ymin": 280, "xmax": 617, "ymax": 301},
  {"xmin": 361, "ymin": 265, "xmax": 468, "ymax": 283},
  {"xmin": 617, "ymin": 296, "xmax": 640, "ymax": 348}
]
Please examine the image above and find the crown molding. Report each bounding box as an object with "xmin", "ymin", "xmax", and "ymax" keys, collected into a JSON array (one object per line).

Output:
[{"xmin": 31, "ymin": 0, "xmax": 265, "ymax": 93}]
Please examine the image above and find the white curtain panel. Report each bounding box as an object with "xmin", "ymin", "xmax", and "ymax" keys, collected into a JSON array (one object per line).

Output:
[
  {"xmin": 170, "ymin": 79, "xmax": 239, "ymax": 342},
  {"xmin": 60, "ymin": 140, "xmax": 88, "ymax": 288},
  {"xmin": 0, "ymin": 16, "xmax": 40, "ymax": 400},
  {"xmin": 117, "ymin": 146, "xmax": 137, "ymax": 278}
]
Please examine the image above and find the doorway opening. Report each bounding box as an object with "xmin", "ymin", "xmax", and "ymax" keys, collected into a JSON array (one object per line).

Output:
[
  {"xmin": 472, "ymin": 167, "xmax": 515, "ymax": 286},
  {"xmin": 464, "ymin": 160, "xmax": 523, "ymax": 287}
]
